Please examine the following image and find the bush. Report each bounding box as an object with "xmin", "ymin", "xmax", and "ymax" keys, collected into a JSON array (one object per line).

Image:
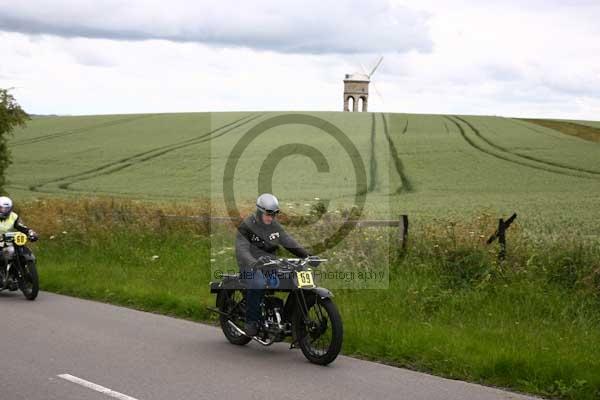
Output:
[{"xmin": 0, "ymin": 88, "xmax": 28, "ymax": 194}]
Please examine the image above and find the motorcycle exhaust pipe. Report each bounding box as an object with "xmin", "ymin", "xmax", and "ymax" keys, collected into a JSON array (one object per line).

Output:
[
  {"xmin": 206, "ymin": 307, "xmax": 230, "ymax": 317},
  {"xmin": 226, "ymin": 320, "xmax": 273, "ymax": 346}
]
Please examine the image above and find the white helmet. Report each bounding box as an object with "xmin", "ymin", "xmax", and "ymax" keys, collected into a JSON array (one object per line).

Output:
[
  {"xmin": 256, "ymin": 193, "xmax": 280, "ymax": 216},
  {"xmin": 0, "ymin": 196, "xmax": 13, "ymax": 218}
]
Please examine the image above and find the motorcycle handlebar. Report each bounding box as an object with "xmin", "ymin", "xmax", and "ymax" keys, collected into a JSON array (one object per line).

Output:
[
  {"xmin": 1, "ymin": 232, "xmax": 38, "ymax": 242},
  {"xmin": 259, "ymin": 257, "xmax": 327, "ymax": 270}
]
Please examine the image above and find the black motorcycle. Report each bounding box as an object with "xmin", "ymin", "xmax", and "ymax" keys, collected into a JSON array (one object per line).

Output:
[
  {"xmin": 209, "ymin": 257, "xmax": 343, "ymax": 365},
  {"xmin": 0, "ymin": 231, "xmax": 39, "ymax": 300}
]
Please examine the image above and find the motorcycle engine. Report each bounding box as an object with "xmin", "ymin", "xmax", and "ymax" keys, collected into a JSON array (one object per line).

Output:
[
  {"xmin": 262, "ymin": 296, "xmax": 286, "ymax": 332},
  {"xmin": 2, "ymin": 244, "xmax": 15, "ymax": 260}
]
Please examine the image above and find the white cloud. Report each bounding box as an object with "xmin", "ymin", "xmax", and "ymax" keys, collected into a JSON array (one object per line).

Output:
[
  {"xmin": 0, "ymin": 0, "xmax": 432, "ymax": 54},
  {"xmin": 0, "ymin": 0, "xmax": 599, "ymax": 119}
]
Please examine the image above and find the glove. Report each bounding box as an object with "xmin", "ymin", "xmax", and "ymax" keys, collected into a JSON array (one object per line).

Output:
[
  {"xmin": 307, "ymin": 255, "xmax": 320, "ymax": 267},
  {"xmin": 28, "ymin": 230, "xmax": 38, "ymax": 242},
  {"xmin": 256, "ymin": 255, "xmax": 273, "ymax": 265}
]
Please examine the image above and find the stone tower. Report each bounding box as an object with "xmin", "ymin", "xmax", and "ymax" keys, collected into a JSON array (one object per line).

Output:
[{"xmin": 343, "ymin": 73, "xmax": 369, "ymax": 112}]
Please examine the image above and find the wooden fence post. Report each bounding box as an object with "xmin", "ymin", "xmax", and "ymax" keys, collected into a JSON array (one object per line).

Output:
[
  {"xmin": 487, "ymin": 213, "xmax": 517, "ymax": 261},
  {"xmin": 498, "ymin": 218, "xmax": 506, "ymax": 260},
  {"xmin": 399, "ymin": 214, "xmax": 409, "ymax": 251}
]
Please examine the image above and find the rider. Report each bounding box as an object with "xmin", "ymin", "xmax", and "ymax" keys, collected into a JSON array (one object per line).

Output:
[
  {"xmin": 0, "ymin": 196, "xmax": 38, "ymax": 239},
  {"xmin": 235, "ymin": 193, "xmax": 310, "ymax": 337}
]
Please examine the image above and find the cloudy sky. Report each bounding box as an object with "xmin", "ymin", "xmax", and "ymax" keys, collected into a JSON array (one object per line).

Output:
[{"xmin": 1, "ymin": 0, "xmax": 599, "ymax": 119}]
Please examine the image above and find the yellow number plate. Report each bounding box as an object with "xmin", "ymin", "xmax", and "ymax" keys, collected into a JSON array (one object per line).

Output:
[
  {"xmin": 296, "ymin": 270, "xmax": 315, "ymax": 288},
  {"xmin": 14, "ymin": 232, "xmax": 28, "ymax": 246}
]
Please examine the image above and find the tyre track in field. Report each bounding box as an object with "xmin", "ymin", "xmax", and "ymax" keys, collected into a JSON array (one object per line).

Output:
[
  {"xmin": 445, "ymin": 117, "xmax": 597, "ymax": 180},
  {"xmin": 455, "ymin": 116, "xmax": 600, "ymax": 176},
  {"xmin": 56, "ymin": 114, "xmax": 263, "ymax": 191},
  {"xmin": 402, "ymin": 120, "xmax": 409, "ymax": 134},
  {"xmin": 381, "ymin": 113, "xmax": 413, "ymax": 193},
  {"xmin": 30, "ymin": 114, "xmax": 263, "ymax": 193},
  {"xmin": 12, "ymin": 114, "xmax": 154, "ymax": 147},
  {"xmin": 368, "ymin": 113, "xmax": 378, "ymax": 192}
]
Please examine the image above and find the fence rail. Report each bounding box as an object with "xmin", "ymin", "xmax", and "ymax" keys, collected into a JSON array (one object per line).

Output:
[
  {"xmin": 159, "ymin": 214, "xmax": 406, "ymax": 227},
  {"xmin": 159, "ymin": 212, "xmax": 519, "ymax": 258},
  {"xmin": 159, "ymin": 213, "xmax": 410, "ymax": 249}
]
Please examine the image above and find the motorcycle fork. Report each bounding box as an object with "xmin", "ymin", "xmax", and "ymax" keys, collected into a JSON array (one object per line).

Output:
[
  {"xmin": 12, "ymin": 248, "xmax": 24, "ymax": 283},
  {"xmin": 0, "ymin": 264, "xmax": 7, "ymax": 289},
  {"xmin": 295, "ymin": 289, "xmax": 310, "ymax": 321},
  {"xmin": 290, "ymin": 289, "xmax": 324, "ymax": 349}
]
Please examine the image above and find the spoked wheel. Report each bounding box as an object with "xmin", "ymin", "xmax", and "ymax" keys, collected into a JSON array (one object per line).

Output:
[
  {"xmin": 18, "ymin": 261, "xmax": 39, "ymax": 301},
  {"xmin": 294, "ymin": 297, "xmax": 343, "ymax": 365},
  {"xmin": 216, "ymin": 289, "xmax": 251, "ymax": 345}
]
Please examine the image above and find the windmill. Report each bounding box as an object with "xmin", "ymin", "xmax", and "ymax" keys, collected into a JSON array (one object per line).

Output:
[{"xmin": 343, "ymin": 56, "xmax": 384, "ymax": 112}]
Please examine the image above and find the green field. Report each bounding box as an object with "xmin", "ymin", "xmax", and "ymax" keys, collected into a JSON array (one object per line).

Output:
[{"xmin": 8, "ymin": 112, "xmax": 600, "ymax": 236}]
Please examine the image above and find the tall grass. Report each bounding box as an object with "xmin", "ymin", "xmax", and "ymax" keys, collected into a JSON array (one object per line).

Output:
[{"xmin": 16, "ymin": 198, "xmax": 600, "ymax": 400}]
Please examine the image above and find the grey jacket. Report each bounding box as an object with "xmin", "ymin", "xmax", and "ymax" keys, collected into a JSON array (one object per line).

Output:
[{"xmin": 235, "ymin": 214, "xmax": 309, "ymax": 270}]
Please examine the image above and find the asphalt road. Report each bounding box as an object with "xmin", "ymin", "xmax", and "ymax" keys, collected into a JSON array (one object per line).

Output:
[{"xmin": 0, "ymin": 291, "xmax": 539, "ymax": 400}]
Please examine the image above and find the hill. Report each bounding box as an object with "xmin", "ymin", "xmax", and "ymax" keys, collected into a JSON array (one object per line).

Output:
[{"xmin": 7, "ymin": 111, "xmax": 600, "ymax": 235}]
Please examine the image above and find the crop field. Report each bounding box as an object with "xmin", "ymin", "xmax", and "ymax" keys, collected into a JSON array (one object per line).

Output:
[
  {"xmin": 7, "ymin": 112, "xmax": 600, "ymax": 235},
  {"xmin": 564, "ymin": 119, "xmax": 600, "ymax": 130}
]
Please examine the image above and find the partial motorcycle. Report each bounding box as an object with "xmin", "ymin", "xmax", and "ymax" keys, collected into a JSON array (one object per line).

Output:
[{"xmin": 0, "ymin": 231, "xmax": 39, "ymax": 300}]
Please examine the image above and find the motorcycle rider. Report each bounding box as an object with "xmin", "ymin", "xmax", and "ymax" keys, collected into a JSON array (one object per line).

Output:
[
  {"xmin": 0, "ymin": 196, "xmax": 38, "ymax": 238},
  {"xmin": 0, "ymin": 196, "xmax": 38, "ymax": 289},
  {"xmin": 235, "ymin": 193, "xmax": 310, "ymax": 337}
]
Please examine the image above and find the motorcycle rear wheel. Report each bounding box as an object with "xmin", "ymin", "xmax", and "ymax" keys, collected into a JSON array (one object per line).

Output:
[{"xmin": 217, "ymin": 289, "xmax": 251, "ymax": 345}]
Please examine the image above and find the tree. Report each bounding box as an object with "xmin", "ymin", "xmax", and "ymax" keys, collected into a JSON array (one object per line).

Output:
[{"xmin": 0, "ymin": 88, "xmax": 29, "ymax": 194}]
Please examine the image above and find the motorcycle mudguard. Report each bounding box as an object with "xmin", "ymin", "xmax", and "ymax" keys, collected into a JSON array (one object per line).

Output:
[
  {"xmin": 20, "ymin": 247, "xmax": 36, "ymax": 262},
  {"xmin": 209, "ymin": 281, "xmax": 221, "ymax": 293},
  {"xmin": 283, "ymin": 286, "xmax": 334, "ymax": 323},
  {"xmin": 307, "ymin": 286, "xmax": 334, "ymax": 299},
  {"xmin": 209, "ymin": 275, "xmax": 247, "ymax": 293}
]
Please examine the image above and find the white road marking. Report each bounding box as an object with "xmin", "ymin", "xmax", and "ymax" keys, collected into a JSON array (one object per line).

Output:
[{"xmin": 58, "ymin": 374, "xmax": 140, "ymax": 400}]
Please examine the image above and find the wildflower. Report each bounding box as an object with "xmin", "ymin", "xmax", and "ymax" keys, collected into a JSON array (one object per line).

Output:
[
  {"xmin": 151, "ymin": 255, "xmax": 159, "ymax": 261},
  {"xmin": 49, "ymin": 235, "xmax": 56, "ymax": 240},
  {"xmin": 62, "ymin": 231, "xmax": 68, "ymax": 235}
]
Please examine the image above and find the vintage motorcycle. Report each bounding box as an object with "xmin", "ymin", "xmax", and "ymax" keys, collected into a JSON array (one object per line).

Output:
[
  {"xmin": 0, "ymin": 231, "xmax": 39, "ymax": 300},
  {"xmin": 209, "ymin": 257, "xmax": 343, "ymax": 365}
]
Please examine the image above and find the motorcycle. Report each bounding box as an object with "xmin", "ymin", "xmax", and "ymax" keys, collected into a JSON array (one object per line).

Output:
[
  {"xmin": 0, "ymin": 231, "xmax": 39, "ymax": 300},
  {"xmin": 209, "ymin": 257, "xmax": 343, "ymax": 365}
]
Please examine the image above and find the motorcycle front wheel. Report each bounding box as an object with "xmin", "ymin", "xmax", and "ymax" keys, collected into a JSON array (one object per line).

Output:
[
  {"xmin": 294, "ymin": 297, "xmax": 343, "ymax": 365},
  {"xmin": 18, "ymin": 260, "xmax": 39, "ymax": 301}
]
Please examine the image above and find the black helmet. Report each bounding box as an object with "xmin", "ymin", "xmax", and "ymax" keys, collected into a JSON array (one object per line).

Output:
[{"xmin": 256, "ymin": 193, "xmax": 280, "ymax": 217}]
